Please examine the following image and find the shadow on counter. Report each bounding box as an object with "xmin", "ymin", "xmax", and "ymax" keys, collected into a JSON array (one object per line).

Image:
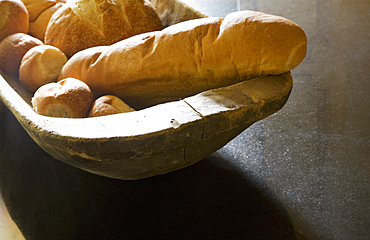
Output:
[{"xmin": 0, "ymin": 104, "xmax": 296, "ymax": 240}]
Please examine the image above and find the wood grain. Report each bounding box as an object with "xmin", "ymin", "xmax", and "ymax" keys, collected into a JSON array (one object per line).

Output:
[
  {"xmin": 0, "ymin": 69, "xmax": 292, "ymax": 179},
  {"xmin": 0, "ymin": 0, "xmax": 293, "ymax": 180}
]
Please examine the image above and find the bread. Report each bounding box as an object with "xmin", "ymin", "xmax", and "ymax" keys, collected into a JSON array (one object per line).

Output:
[
  {"xmin": 0, "ymin": 33, "xmax": 43, "ymax": 77},
  {"xmin": 44, "ymin": 0, "xmax": 163, "ymax": 58},
  {"xmin": 148, "ymin": 0, "xmax": 208, "ymax": 27},
  {"xmin": 19, "ymin": 45, "xmax": 68, "ymax": 92},
  {"xmin": 32, "ymin": 77, "xmax": 93, "ymax": 118},
  {"xmin": 21, "ymin": 0, "xmax": 57, "ymax": 22},
  {"xmin": 58, "ymin": 10, "xmax": 307, "ymax": 109},
  {"xmin": 0, "ymin": 0, "xmax": 29, "ymax": 43},
  {"xmin": 88, "ymin": 95, "xmax": 135, "ymax": 117},
  {"xmin": 22, "ymin": 0, "xmax": 66, "ymax": 41}
]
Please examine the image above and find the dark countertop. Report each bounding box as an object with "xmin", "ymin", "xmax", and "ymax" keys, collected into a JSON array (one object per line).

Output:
[{"xmin": 1, "ymin": 0, "xmax": 369, "ymax": 239}]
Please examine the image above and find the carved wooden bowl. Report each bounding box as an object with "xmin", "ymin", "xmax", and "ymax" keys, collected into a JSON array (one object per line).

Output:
[{"xmin": 0, "ymin": 0, "xmax": 293, "ymax": 180}]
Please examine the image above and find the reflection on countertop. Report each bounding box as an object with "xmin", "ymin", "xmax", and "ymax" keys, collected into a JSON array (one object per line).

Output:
[{"xmin": 1, "ymin": 0, "xmax": 369, "ymax": 239}]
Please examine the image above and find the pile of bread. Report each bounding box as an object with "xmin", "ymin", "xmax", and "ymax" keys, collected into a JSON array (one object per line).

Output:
[{"xmin": 0, "ymin": 0, "xmax": 307, "ymax": 118}]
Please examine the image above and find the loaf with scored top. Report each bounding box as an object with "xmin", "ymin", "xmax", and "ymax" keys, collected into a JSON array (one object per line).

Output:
[
  {"xmin": 58, "ymin": 10, "xmax": 307, "ymax": 109},
  {"xmin": 45, "ymin": 0, "xmax": 163, "ymax": 58}
]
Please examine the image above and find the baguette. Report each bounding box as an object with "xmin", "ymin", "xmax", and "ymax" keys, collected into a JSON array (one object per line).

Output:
[{"xmin": 58, "ymin": 10, "xmax": 307, "ymax": 109}]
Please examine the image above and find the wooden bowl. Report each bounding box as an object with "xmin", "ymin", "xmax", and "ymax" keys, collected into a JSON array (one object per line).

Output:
[
  {"xmin": 0, "ymin": 0, "xmax": 293, "ymax": 180},
  {"xmin": 0, "ymin": 70, "xmax": 292, "ymax": 180}
]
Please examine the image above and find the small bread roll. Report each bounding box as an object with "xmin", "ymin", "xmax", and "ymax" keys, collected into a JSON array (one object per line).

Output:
[
  {"xmin": 88, "ymin": 95, "xmax": 135, "ymax": 117},
  {"xmin": 19, "ymin": 45, "xmax": 68, "ymax": 92},
  {"xmin": 0, "ymin": 33, "xmax": 43, "ymax": 77},
  {"xmin": 0, "ymin": 0, "xmax": 29, "ymax": 43},
  {"xmin": 45, "ymin": 0, "xmax": 163, "ymax": 58},
  {"xmin": 22, "ymin": 0, "xmax": 66, "ymax": 41},
  {"xmin": 32, "ymin": 77, "xmax": 93, "ymax": 118}
]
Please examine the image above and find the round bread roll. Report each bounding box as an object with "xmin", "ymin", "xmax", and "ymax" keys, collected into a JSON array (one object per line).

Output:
[
  {"xmin": 19, "ymin": 45, "xmax": 68, "ymax": 92},
  {"xmin": 88, "ymin": 95, "xmax": 135, "ymax": 117},
  {"xmin": 44, "ymin": 0, "xmax": 163, "ymax": 58},
  {"xmin": 27, "ymin": 1, "xmax": 65, "ymax": 41},
  {"xmin": 0, "ymin": 0, "xmax": 29, "ymax": 43},
  {"xmin": 0, "ymin": 33, "xmax": 43, "ymax": 77},
  {"xmin": 32, "ymin": 77, "xmax": 93, "ymax": 118}
]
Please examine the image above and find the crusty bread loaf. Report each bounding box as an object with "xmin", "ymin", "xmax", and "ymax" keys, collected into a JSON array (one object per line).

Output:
[
  {"xmin": 0, "ymin": 0, "xmax": 29, "ymax": 43},
  {"xmin": 21, "ymin": 0, "xmax": 57, "ymax": 22},
  {"xmin": 58, "ymin": 10, "xmax": 307, "ymax": 109},
  {"xmin": 19, "ymin": 45, "xmax": 68, "ymax": 91},
  {"xmin": 23, "ymin": 0, "xmax": 66, "ymax": 41},
  {"xmin": 148, "ymin": 0, "xmax": 208, "ymax": 27},
  {"xmin": 32, "ymin": 77, "xmax": 93, "ymax": 118},
  {"xmin": 0, "ymin": 33, "xmax": 43, "ymax": 77},
  {"xmin": 44, "ymin": 0, "xmax": 163, "ymax": 58},
  {"xmin": 88, "ymin": 95, "xmax": 135, "ymax": 117}
]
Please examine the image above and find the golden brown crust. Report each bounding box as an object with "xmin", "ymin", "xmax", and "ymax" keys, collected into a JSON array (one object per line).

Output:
[
  {"xmin": 148, "ymin": 0, "xmax": 208, "ymax": 27},
  {"xmin": 59, "ymin": 10, "xmax": 307, "ymax": 109},
  {"xmin": 32, "ymin": 77, "xmax": 93, "ymax": 118},
  {"xmin": 27, "ymin": 1, "xmax": 65, "ymax": 41},
  {"xmin": 21, "ymin": 0, "xmax": 57, "ymax": 22},
  {"xmin": 88, "ymin": 95, "xmax": 135, "ymax": 117},
  {"xmin": 19, "ymin": 44, "xmax": 68, "ymax": 91},
  {"xmin": 0, "ymin": 33, "xmax": 43, "ymax": 77},
  {"xmin": 44, "ymin": 0, "xmax": 163, "ymax": 58},
  {"xmin": 0, "ymin": 0, "xmax": 29, "ymax": 43}
]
